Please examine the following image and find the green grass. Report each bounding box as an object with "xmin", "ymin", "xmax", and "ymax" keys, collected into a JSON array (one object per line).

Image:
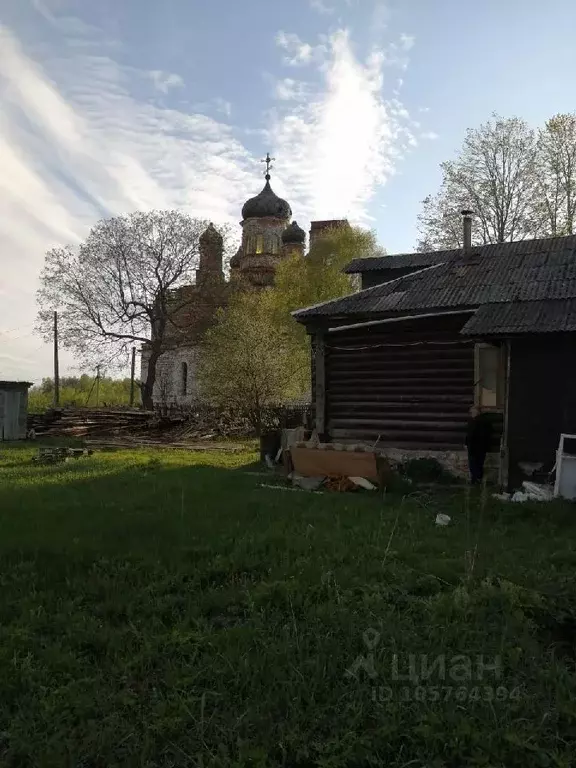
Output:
[{"xmin": 1, "ymin": 442, "xmax": 576, "ymax": 767}]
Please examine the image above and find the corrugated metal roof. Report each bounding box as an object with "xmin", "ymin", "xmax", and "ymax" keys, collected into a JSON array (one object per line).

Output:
[
  {"xmin": 344, "ymin": 234, "xmax": 576, "ymax": 273},
  {"xmin": 295, "ymin": 234, "xmax": 576, "ymax": 328},
  {"xmin": 461, "ymin": 299, "xmax": 576, "ymax": 335}
]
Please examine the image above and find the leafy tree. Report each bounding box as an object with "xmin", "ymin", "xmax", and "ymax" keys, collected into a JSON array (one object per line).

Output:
[
  {"xmin": 417, "ymin": 115, "xmax": 539, "ymax": 249},
  {"xmin": 535, "ymin": 113, "xmax": 576, "ymax": 236},
  {"xmin": 196, "ymin": 289, "xmax": 305, "ymax": 435},
  {"xmin": 36, "ymin": 211, "xmax": 230, "ymax": 409},
  {"xmin": 269, "ymin": 224, "xmax": 384, "ymax": 391},
  {"xmin": 197, "ymin": 224, "xmax": 383, "ymax": 418}
]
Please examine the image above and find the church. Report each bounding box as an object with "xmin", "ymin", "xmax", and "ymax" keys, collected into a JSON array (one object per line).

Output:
[{"xmin": 141, "ymin": 155, "xmax": 347, "ymax": 407}]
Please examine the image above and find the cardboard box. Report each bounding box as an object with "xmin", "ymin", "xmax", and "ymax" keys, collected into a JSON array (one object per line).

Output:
[{"xmin": 291, "ymin": 446, "xmax": 379, "ymax": 481}]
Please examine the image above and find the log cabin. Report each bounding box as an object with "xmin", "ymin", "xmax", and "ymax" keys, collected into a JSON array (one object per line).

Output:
[{"xmin": 293, "ymin": 217, "xmax": 576, "ymax": 489}]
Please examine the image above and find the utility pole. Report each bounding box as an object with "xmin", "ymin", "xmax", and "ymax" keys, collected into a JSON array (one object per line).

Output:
[
  {"xmin": 129, "ymin": 347, "xmax": 136, "ymax": 407},
  {"xmin": 95, "ymin": 365, "xmax": 101, "ymax": 407},
  {"xmin": 53, "ymin": 310, "xmax": 60, "ymax": 408}
]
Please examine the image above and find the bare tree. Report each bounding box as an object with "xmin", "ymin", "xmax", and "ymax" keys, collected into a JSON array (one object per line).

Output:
[
  {"xmin": 534, "ymin": 113, "xmax": 576, "ymax": 236},
  {"xmin": 417, "ymin": 115, "xmax": 539, "ymax": 250},
  {"xmin": 37, "ymin": 211, "xmax": 229, "ymax": 410}
]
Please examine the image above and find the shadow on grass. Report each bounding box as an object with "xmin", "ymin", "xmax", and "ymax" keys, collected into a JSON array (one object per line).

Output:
[{"xmin": 0, "ymin": 461, "xmax": 576, "ymax": 766}]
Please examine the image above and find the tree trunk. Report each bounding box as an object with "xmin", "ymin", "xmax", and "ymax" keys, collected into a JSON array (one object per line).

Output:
[{"xmin": 141, "ymin": 342, "xmax": 162, "ymax": 411}]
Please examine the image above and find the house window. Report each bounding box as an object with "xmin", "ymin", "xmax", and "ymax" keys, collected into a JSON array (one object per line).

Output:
[
  {"xmin": 475, "ymin": 343, "xmax": 504, "ymax": 410},
  {"xmin": 181, "ymin": 361, "xmax": 188, "ymax": 397},
  {"xmin": 255, "ymin": 234, "xmax": 264, "ymax": 254}
]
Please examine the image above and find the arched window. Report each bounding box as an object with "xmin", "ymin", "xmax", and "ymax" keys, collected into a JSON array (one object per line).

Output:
[
  {"xmin": 255, "ymin": 234, "xmax": 264, "ymax": 254},
  {"xmin": 181, "ymin": 361, "xmax": 188, "ymax": 396}
]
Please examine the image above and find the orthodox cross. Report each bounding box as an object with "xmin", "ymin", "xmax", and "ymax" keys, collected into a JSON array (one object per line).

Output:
[{"xmin": 261, "ymin": 152, "xmax": 275, "ymax": 179}]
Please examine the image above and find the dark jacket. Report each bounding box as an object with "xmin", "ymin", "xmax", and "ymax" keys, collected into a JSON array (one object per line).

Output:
[{"xmin": 465, "ymin": 413, "xmax": 493, "ymax": 453}]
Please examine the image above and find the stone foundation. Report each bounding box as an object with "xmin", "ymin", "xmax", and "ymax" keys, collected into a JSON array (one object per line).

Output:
[
  {"xmin": 296, "ymin": 439, "xmax": 500, "ymax": 481},
  {"xmin": 376, "ymin": 446, "xmax": 500, "ymax": 481}
]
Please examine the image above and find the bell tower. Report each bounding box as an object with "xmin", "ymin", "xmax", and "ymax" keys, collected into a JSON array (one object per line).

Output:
[{"xmin": 237, "ymin": 153, "xmax": 292, "ymax": 287}]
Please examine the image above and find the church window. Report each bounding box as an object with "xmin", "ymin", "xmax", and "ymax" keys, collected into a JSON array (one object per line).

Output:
[
  {"xmin": 181, "ymin": 361, "xmax": 188, "ymax": 397},
  {"xmin": 255, "ymin": 234, "xmax": 264, "ymax": 254}
]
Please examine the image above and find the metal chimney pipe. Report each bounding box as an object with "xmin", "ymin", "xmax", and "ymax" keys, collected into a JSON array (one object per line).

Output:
[{"xmin": 461, "ymin": 209, "xmax": 473, "ymax": 251}]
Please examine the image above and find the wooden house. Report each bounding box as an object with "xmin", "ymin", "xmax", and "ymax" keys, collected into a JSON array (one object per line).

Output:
[{"xmin": 293, "ymin": 230, "xmax": 576, "ymax": 488}]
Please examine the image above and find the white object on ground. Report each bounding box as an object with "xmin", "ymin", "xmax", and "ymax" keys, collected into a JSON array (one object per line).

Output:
[
  {"xmin": 435, "ymin": 513, "xmax": 451, "ymax": 526},
  {"xmin": 512, "ymin": 482, "xmax": 554, "ymax": 502},
  {"xmin": 260, "ymin": 484, "xmax": 298, "ymax": 492},
  {"xmin": 259, "ymin": 483, "xmax": 322, "ymax": 494},
  {"xmin": 493, "ymin": 492, "xmax": 511, "ymax": 501},
  {"xmin": 290, "ymin": 472, "xmax": 325, "ymax": 491},
  {"xmin": 264, "ymin": 454, "xmax": 275, "ymax": 469},
  {"xmin": 554, "ymin": 433, "xmax": 576, "ymax": 500},
  {"xmin": 349, "ymin": 476, "xmax": 377, "ymax": 490},
  {"xmin": 522, "ymin": 481, "xmax": 553, "ymax": 501}
]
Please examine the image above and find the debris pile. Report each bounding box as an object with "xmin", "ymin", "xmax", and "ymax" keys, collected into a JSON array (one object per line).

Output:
[
  {"xmin": 33, "ymin": 446, "xmax": 93, "ymax": 464},
  {"xmin": 26, "ymin": 407, "xmax": 249, "ymax": 451},
  {"xmin": 27, "ymin": 408, "xmax": 154, "ymax": 439}
]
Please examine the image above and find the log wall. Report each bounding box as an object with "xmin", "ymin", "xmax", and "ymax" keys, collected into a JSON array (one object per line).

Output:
[{"xmin": 324, "ymin": 314, "xmax": 476, "ymax": 449}]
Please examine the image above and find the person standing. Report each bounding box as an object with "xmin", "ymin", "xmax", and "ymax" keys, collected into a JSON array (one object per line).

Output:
[{"xmin": 465, "ymin": 406, "xmax": 493, "ymax": 484}]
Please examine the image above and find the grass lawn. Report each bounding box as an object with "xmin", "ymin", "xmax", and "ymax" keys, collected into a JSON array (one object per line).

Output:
[{"xmin": 1, "ymin": 442, "xmax": 576, "ymax": 767}]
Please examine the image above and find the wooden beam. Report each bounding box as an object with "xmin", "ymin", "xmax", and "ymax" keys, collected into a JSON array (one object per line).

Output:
[
  {"xmin": 314, "ymin": 331, "xmax": 326, "ymax": 437},
  {"xmin": 500, "ymin": 340, "xmax": 512, "ymax": 489}
]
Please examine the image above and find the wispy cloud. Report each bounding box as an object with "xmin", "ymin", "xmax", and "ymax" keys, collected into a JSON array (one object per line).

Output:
[
  {"xmin": 0, "ymin": 13, "xmax": 417, "ymax": 380},
  {"xmin": 269, "ymin": 29, "xmax": 417, "ymax": 223},
  {"xmin": 399, "ymin": 33, "xmax": 415, "ymax": 51},
  {"xmin": 274, "ymin": 78, "xmax": 311, "ymax": 102},
  {"xmin": 275, "ymin": 31, "xmax": 327, "ymax": 67},
  {"xmin": 0, "ymin": 21, "xmax": 253, "ymax": 379},
  {"xmin": 148, "ymin": 70, "xmax": 184, "ymax": 94},
  {"xmin": 310, "ymin": 0, "xmax": 335, "ymax": 14}
]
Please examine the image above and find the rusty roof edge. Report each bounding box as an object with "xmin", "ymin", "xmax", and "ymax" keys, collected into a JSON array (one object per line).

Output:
[{"xmin": 291, "ymin": 262, "xmax": 446, "ymax": 322}]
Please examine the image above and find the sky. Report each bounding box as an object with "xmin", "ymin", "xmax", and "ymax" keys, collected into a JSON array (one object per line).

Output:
[{"xmin": 2, "ymin": 0, "xmax": 576, "ymax": 383}]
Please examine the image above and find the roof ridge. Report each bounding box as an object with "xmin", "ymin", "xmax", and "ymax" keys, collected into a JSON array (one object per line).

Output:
[{"xmin": 346, "ymin": 233, "xmax": 576, "ymax": 273}]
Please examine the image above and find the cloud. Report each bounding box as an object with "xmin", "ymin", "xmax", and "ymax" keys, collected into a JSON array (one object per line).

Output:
[
  {"xmin": 310, "ymin": 0, "xmax": 335, "ymax": 14},
  {"xmin": 275, "ymin": 31, "xmax": 327, "ymax": 67},
  {"xmin": 148, "ymin": 70, "xmax": 184, "ymax": 94},
  {"xmin": 0, "ymin": 22, "xmax": 254, "ymax": 380},
  {"xmin": 274, "ymin": 78, "xmax": 310, "ymax": 101},
  {"xmin": 421, "ymin": 130, "xmax": 439, "ymax": 140},
  {"xmin": 268, "ymin": 29, "xmax": 416, "ymax": 223},
  {"xmin": 399, "ymin": 33, "xmax": 415, "ymax": 51},
  {"xmin": 213, "ymin": 97, "xmax": 232, "ymax": 117},
  {"xmin": 0, "ymin": 15, "xmax": 416, "ymax": 381}
]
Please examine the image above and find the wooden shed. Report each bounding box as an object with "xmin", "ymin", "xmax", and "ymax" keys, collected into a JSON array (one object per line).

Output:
[
  {"xmin": 294, "ymin": 234, "xmax": 576, "ymax": 489},
  {"xmin": 0, "ymin": 381, "xmax": 33, "ymax": 440}
]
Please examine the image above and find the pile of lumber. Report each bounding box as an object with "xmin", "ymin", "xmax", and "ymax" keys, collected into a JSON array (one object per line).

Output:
[{"xmin": 27, "ymin": 408, "xmax": 154, "ymax": 438}]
